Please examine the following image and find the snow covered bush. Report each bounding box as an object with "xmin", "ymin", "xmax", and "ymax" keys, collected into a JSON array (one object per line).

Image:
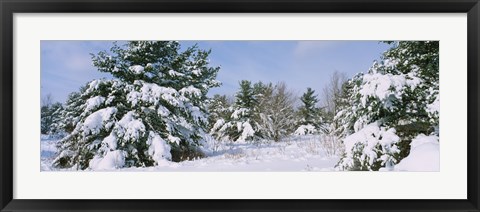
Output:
[
  {"xmin": 336, "ymin": 41, "xmax": 439, "ymax": 170},
  {"xmin": 254, "ymin": 82, "xmax": 297, "ymax": 142},
  {"xmin": 337, "ymin": 122, "xmax": 400, "ymax": 171},
  {"xmin": 53, "ymin": 41, "xmax": 220, "ymax": 170},
  {"xmin": 294, "ymin": 124, "xmax": 317, "ymax": 136},
  {"xmin": 210, "ymin": 81, "xmax": 297, "ymax": 142}
]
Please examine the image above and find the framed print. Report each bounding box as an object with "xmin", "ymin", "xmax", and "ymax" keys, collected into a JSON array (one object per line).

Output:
[{"xmin": 1, "ymin": 0, "xmax": 479, "ymax": 211}]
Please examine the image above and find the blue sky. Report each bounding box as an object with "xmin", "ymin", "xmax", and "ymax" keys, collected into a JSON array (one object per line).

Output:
[{"xmin": 41, "ymin": 41, "xmax": 391, "ymax": 103}]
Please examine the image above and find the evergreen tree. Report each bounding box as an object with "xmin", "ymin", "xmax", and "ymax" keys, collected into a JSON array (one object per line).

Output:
[
  {"xmin": 47, "ymin": 102, "xmax": 65, "ymax": 135},
  {"xmin": 336, "ymin": 41, "xmax": 439, "ymax": 171},
  {"xmin": 211, "ymin": 80, "xmax": 297, "ymax": 142},
  {"xmin": 333, "ymin": 74, "xmax": 363, "ymax": 139},
  {"xmin": 207, "ymin": 94, "xmax": 231, "ymax": 130},
  {"xmin": 57, "ymin": 88, "xmax": 86, "ymax": 134},
  {"xmin": 41, "ymin": 101, "xmax": 64, "ymax": 135},
  {"xmin": 207, "ymin": 94, "xmax": 233, "ymax": 141},
  {"xmin": 294, "ymin": 88, "xmax": 322, "ymax": 135},
  {"xmin": 300, "ymin": 88, "xmax": 319, "ymax": 125},
  {"xmin": 236, "ymin": 80, "xmax": 256, "ymax": 110},
  {"xmin": 230, "ymin": 80, "xmax": 258, "ymax": 141},
  {"xmin": 40, "ymin": 105, "xmax": 52, "ymax": 134},
  {"xmin": 210, "ymin": 80, "xmax": 259, "ymax": 142},
  {"xmin": 54, "ymin": 41, "xmax": 220, "ymax": 170}
]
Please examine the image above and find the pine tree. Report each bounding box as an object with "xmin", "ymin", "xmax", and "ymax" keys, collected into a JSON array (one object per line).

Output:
[
  {"xmin": 211, "ymin": 80, "xmax": 297, "ymax": 142},
  {"xmin": 40, "ymin": 105, "xmax": 52, "ymax": 134},
  {"xmin": 47, "ymin": 102, "xmax": 65, "ymax": 135},
  {"xmin": 57, "ymin": 88, "xmax": 86, "ymax": 134},
  {"xmin": 300, "ymin": 88, "xmax": 319, "ymax": 125},
  {"xmin": 333, "ymin": 73, "xmax": 364, "ymax": 140},
  {"xmin": 229, "ymin": 80, "xmax": 257, "ymax": 141},
  {"xmin": 236, "ymin": 80, "xmax": 256, "ymax": 110},
  {"xmin": 210, "ymin": 80, "xmax": 259, "ymax": 142},
  {"xmin": 207, "ymin": 94, "xmax": 233, "ymax": 141},
  {"xmin": 294, "ymin": 87, "xmax": 322, "ymax": 135},
  {"xmin": 53, "ymin": 41, "xmax": 220, "ymax": 170},
  {"xmin": 336, "ymin": 41, "xmax": 439, "ymax": 171},
  {"xmin": 41, "ymin": 101, "xmax": 64, "ymax": 135},
  {"xmin": 207, "ymin": 94, "xmax": 231, "ymax": 129}
]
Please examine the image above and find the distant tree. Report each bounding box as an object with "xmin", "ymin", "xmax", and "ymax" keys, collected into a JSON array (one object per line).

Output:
[
  {"xmin": 252, "ymin": 81, "xmax": 274, "ymax": 139},
  {"xmin": 46, "ymin": 102, "xmax": 64, "ymax": 134},
  {"xmin": 210, "ymin": 80, "xmax": 296, "ymax": 142},
  {"xmin": 256, "ymin": 82, "xmax": 297, "ymax": 141},
  {"xmin": 322, "ymin": 71, "xmax": 347, "ymax": 123},
  {"xmin": 294, "ymin": 87, "xmax": 323, "ymax": 135},
  {"xmin": 207, "ymin": 94, "xmax": 232, "ymax": 129},
  {"xmin": 300, "ymin": 88, "xmax": 319, "ymax": 124},
  {"xmin": 56, "ymin": 90, "xmax": 85, "ymax": 134},
  {"xmin": 210, "ymin": 80, "xmax": 258, "ymax": 142},
  {"xmin": 41, "ymin": 94, "xmax": 53, "ymax": 108},
  {"xmin": 40, "ymin": 94, "xmax": 64, "ymax": 135},
  {"xmin": 236, "ymin": 80, "xmax": 257, "ymax": 110}
]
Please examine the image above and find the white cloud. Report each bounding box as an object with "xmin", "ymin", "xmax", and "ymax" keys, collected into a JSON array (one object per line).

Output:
[{"xmin": 294, "ymin": 41, "xmax": 338, "ymax": 56}]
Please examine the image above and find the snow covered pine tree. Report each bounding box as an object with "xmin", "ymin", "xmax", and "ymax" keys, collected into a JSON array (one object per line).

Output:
[
  {"xmin": 294, "ymin": 87, "xmax": 322, "ymax": 135},
  {"xmin": 207, "ymin": 94, "xmax": 231, "ymax": 130},
  {"xmin": 41, "ymin": 102, "xmax": 64, "ymax": 135},
  {"xmin": 53, "ymin": 41, "xmax": 220, "ymax": 170},
  {"xmin": 210, "ymin": 81, "xmax": 296, "ymax": 143},
  {"xmin": 336, "ymin": 41, "xmax": 439, "ymax": 171},
  {"xmin": 210, "ymin": 80, "xmax": 258, "ymax": 142}
]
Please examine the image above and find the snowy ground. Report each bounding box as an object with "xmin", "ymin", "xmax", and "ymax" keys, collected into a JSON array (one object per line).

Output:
[
  {"xmin": 40, "ymin": 134, "xmax": 61, "ymax": 171},
  {"xmin": 41, "ymin": 135, "xmax": 341, "ymax": 172}
]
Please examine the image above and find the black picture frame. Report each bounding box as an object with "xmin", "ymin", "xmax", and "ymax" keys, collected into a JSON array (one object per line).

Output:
[{"xmin": 1, "ymin": 0, "xmax": 479, "ymax": 211}]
